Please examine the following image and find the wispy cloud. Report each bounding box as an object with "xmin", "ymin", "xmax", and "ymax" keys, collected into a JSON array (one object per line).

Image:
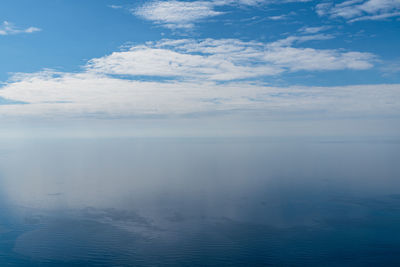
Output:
[
  {"xmin": 133, "ymin": 0, "xmax": 312, "ymax": 29},
  {"xmin": 298, "ymin": 25, "xmax": 332, "ymax": 34},
  {"xmin": 316, "ymin": 0, "xmax": 400, "ymax": 22},
  {"xmin": 109, "ymin": 5, "xmax": 123, "ymax": 9},
  {"xmin": 268, "ymin": 14, "xmax": 291, "ymax": 20},
  {"xmin": 270, "ymin": 33, "xmax": 335, "ymax": 46},
  {"xmin": 380, "ymin": 59, "xmax": 400, "ymax": 76},
  {"xmin": 0, "ymin": 21, "xmax": 41, "ymax": 36},
  {"xmin": 134, "ymin": 1, "xmax": 222, "ymax": 29}
]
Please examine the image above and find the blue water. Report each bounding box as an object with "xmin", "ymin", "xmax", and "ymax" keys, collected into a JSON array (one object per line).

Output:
[{"xmin": 0, "ymin": 137, "xmax": 400, "ymax": 266}]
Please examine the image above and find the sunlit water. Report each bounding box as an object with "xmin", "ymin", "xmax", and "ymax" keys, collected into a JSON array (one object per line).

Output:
[{"xmin": 0, "ymin": 137, "xmax": 400, "ymax": 266}]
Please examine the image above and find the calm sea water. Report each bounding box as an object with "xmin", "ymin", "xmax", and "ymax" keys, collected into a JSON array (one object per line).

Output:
[{"xmin": 0, "ymin": 137, "xmax": 400, "ymax": 266}]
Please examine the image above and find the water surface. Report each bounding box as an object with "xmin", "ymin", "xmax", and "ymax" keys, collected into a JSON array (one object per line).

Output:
[{"xmin": 0, "ymin": 137, "xmax": 400, "ymax": 266}]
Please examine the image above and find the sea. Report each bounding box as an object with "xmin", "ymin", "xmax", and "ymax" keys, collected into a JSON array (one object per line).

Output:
[{"xmin": 0, "ymin": 137, "xmax": 399, "ymax": 266}]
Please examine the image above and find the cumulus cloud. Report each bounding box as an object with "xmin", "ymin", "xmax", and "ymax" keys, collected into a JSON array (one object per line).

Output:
[
  {"xmin": 316, "ymin": 0, "xmax": 400, "ymax": 22},
  {"xmin": 0, "ymin": 21, "xmax": 41, "ymax": 36},
  {"xmin": 86, "ymin": 38, "xmax": 375, "ymax": 81},
  {"xmin": 86, "ymin": 39, "xmax": 281, "ymax": 80}
]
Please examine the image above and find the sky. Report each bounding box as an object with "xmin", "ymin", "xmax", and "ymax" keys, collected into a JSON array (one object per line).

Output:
[{"xmin": 0, "ymin": 0, "xmax": 399, "ymax": 137}]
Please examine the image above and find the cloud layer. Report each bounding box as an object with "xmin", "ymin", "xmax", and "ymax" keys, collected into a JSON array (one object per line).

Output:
[
  {"xmin": 1, "ymin": 69, "xmax": 399, "ymax": 119},
  {"xmin": 0, "ymin": 28, "xmax": 391, "ymax": 121}
]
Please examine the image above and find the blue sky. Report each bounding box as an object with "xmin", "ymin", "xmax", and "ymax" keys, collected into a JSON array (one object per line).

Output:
[{"xmin": 0, "ymin": 0, "xmax": 400, "ymax": 136}]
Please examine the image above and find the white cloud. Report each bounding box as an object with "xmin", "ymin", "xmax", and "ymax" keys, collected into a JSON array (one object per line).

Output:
[
  {"xmin": 86, "ymin": 38, "xmax": 375, "ymax": 81},
  {"xmin": 134, "ymin": 1, "xmax": 222, "ymax": 29},
  {"xmin": 0, "ymin": 21, "xmax": 41, "ymax": 36},
  {"xmin": 264, "ymin": 47, "xmax": 374, "ymax": 71},
  {"xmin": 298, "ymin": 25, "xmax": 332, "ymax": 34},
  {"xmin": 109, "ymin": 5, "xmax": 123, "ymax": 9},
  {"xmin": 86, "ymin": 39, "xmax": 281, "ymax": 80},
  {"xmin": 349, "ymin": 10, "xmax": 400, "ymax": 21},
  {"xmin": 268, "ymin": 14, "xmax": 289, "ymax": 20},
  {"xmin": 133, "ymin": 0, "xmax": 312, "ymax": 28},
  {"xmin": 316, "ymin": 0, "xmax": 400, "ymax": 22},
  {"xmin": 0, "ymin": 69, "xmax": 399, "ymax": 120},
  {"xmin": 269, "ymin": 34, "xmax": 335, "ymax": 46},
  {"xmin": 0, "ymin": 37, "xmax": 389, "ymax": 120}
]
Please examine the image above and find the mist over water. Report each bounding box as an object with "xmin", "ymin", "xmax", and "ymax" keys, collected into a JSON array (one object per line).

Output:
[{"xmin": 1, "ymin": 137, "xmax": 400, "ymax": 266}]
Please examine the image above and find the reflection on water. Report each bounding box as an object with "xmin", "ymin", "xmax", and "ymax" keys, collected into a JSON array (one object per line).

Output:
[{"xmin": 0, "ymin": 137, "xmax": 400, "ymax": 266}]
